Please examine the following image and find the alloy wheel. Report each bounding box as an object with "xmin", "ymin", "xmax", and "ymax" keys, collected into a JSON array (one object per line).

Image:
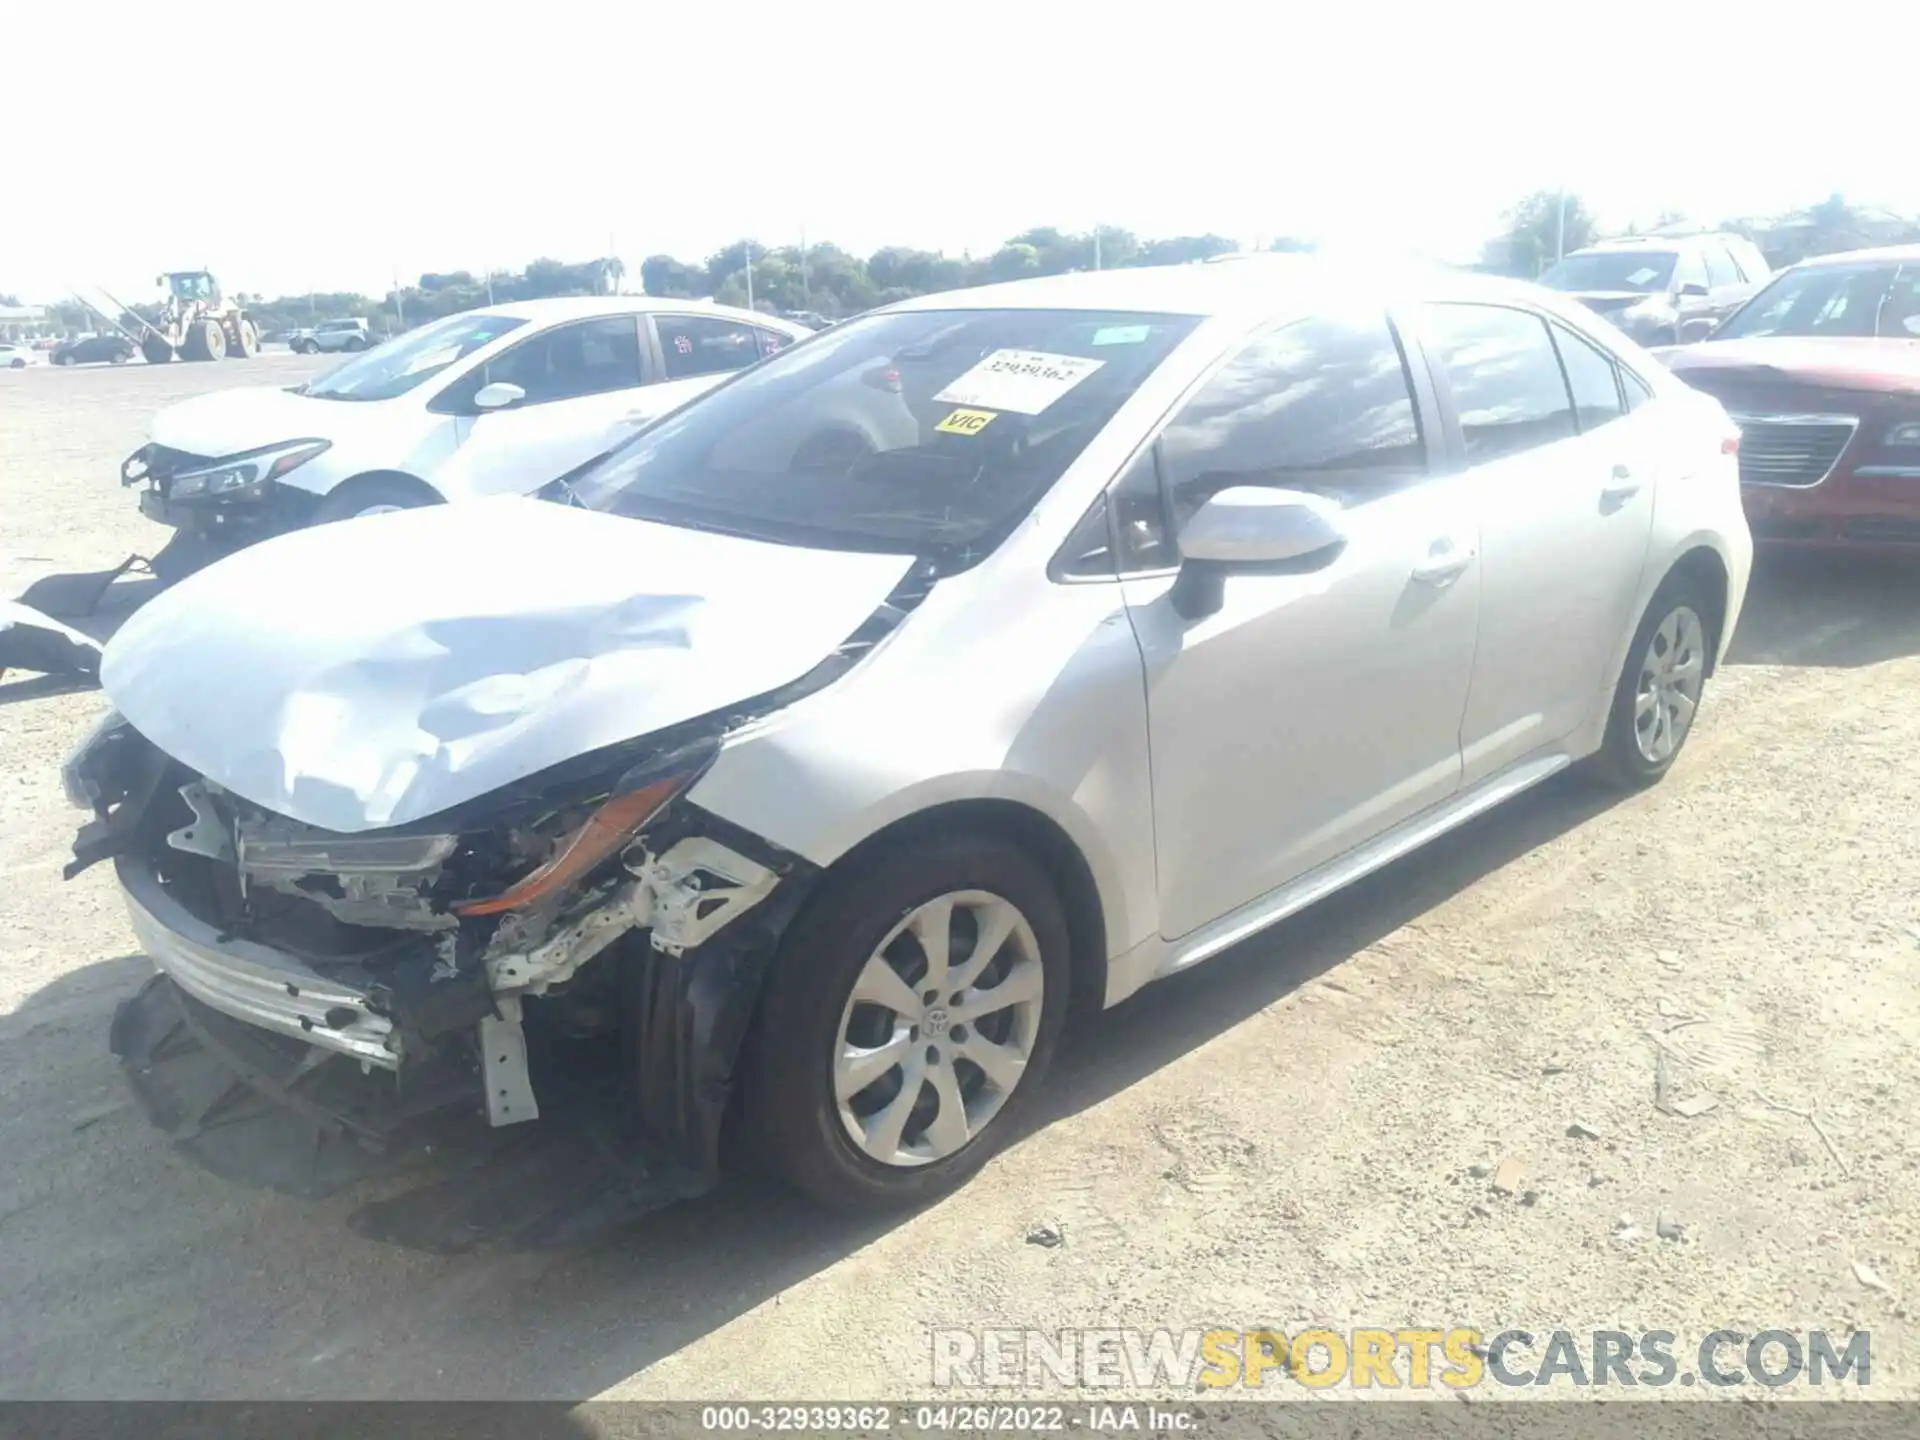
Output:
[
  {"xmin": 832, "ymin": 889, "xmax": 1045, "ymax": 1167},
  {"xmin": 1634, "ymin": 604, "xmax": 1705, "ymax": 765}
]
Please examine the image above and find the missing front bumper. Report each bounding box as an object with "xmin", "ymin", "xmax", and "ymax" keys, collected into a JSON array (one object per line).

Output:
[
  {"xmin": 116, "ymin": 852, "xmax": 402, "ymax": 1067},
  {"xmin": 111, "ymin": 974, "xmax": 711, "ymax": 1251}
]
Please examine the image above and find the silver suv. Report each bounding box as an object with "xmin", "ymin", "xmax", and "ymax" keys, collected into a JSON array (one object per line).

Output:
[
  {"xmin": 287, "ymin": 317, "xmax": 372, "ymax": 354},
  {"xmin": 1541, "ymin": 234, "xmax": 1771, "ymax": 347}
]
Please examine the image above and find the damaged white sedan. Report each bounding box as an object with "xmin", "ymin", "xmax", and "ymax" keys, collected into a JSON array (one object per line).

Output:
[{"xmin": 65, "ymin": 259, "xmax": 1751, "ymax": 1221}]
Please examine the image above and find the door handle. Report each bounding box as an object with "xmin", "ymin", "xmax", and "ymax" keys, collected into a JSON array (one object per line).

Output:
[
  {"xmin": 1601, "ymin": 465, "xmax": 1642, "ymax": 503},
  {"xmin": 1410, "ymin": 542, "xmax": 1476, "ymax": 586}
]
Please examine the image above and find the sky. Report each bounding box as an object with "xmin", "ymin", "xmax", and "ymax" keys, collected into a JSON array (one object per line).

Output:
[{"xmin": 7, "ymin": 0, "xmax": 1918, "ymax": 305}]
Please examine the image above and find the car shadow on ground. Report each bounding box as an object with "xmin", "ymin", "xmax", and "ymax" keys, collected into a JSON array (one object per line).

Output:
[
  {"xmin": 1727, "ymin": 549, "xmax": 1920, "ymax": 668},
  {"xmin": 3, "ymin": 772, "xmax": 1621, "ymax": 1399}
]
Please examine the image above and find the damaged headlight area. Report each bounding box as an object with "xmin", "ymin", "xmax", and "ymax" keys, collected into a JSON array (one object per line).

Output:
[
  {"xmin": 67, "ymin": 718, "xmax": 798, "ymax": 1154},
  {"xmin": 166, "ymin": 439, "xmax": 330, "ymax": 501}
]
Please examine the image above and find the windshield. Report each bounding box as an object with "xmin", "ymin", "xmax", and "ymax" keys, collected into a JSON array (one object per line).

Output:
[
  {"xmin": 569, "ymin": 307, "xmax": 1198, "ymax": 565},
  {"xmin": 1713, "ymin": 261, "xmax": 1920, "ymax": 340},
  {"xmin": 1540, "ymin": 251, "xmax": 1677, "ymax": 294},
  {"xmin": 303, "ymin": 311, "xmax": 527, "ymax": 401}
]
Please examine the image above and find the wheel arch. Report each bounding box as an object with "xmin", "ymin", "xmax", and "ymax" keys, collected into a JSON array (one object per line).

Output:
[
  {"xmin": 322, "ymin": 468, "xmax": 443, "ymax": 507},
  {"xmin": 804, "ymin": 796, "xmax": 1111, "ymax": 1018},
  {"xmin": 1663, "ymin": 543, "xmax": 1732, "ymax": 676}
]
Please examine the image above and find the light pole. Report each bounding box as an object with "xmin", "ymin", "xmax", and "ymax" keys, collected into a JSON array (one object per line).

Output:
[{"xmin": 1556, "ymin": 190, "xmax": 1568, "ymax": 263}]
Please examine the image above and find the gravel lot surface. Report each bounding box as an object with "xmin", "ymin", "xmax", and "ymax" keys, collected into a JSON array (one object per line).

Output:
[{"xmin": 1, "ymin": 356, "xmax": 1915, "ymax": 1402}]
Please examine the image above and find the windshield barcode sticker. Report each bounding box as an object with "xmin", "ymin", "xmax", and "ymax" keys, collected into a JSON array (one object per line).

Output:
[{"xmin": 934, "ymin": 349, "xmax": 1105, "ymax": 415}]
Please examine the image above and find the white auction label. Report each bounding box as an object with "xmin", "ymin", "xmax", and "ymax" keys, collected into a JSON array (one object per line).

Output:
[{"xmin": 933, "ymin": 349, "xmax": 1105, "ymax": 415}]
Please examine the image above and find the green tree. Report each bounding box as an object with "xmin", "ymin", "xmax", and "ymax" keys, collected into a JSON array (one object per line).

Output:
[
  {"xmin": 1488, "ymin": 190, "xmax": 1598, "ymax": 277},
  {"xmin": 642, "ymin": 254, "xmax": 705, "ymax": 297},
  {"xmin": 1134, "ymin": 234, "xmax": 1239, "ymax": 266}
]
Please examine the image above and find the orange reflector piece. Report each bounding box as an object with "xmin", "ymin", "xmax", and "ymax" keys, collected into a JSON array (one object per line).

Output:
[
  {"xmin": 1722, "ymin": 435, "xmax": 1740, "ymax": 454},
  {"xmin": 454, "ymin": 776, "xmax": 683, "ymax": 917}
]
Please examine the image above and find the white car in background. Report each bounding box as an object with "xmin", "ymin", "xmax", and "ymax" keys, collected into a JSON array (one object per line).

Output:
[
  {"xmin": 120, "ymin": 296, "xmax": 809, "ymax": 549},
  {"xmin": 1, "ymin": 342, "xmax": 43, "ymax": 368}
]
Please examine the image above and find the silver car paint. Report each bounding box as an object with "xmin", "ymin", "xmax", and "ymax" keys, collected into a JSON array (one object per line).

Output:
[{"xmin": 690, "ymin": 278, "xmax": 1752, "ymax": 1009}]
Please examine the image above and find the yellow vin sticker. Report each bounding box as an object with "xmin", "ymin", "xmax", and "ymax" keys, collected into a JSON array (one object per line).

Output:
[{"xmin": 936, "ymin": 407, "xmax": 997, "ymax": 436}]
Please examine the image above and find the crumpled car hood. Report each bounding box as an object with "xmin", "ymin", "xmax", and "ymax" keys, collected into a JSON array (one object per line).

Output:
[
  {"xmin": 101, "ymin": 500, "xmax": 914, "ymax": 833},
  {"xmin": 151, "ymin": 385, "xmax": 368, "ymax": 456}
]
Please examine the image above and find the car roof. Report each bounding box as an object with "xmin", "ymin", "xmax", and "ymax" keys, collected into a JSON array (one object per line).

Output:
[
  {"xmin": 877, "ymin": 253, "xmax": 1532, "ymax": 320},
  {"xmin": 1793, "ymin": 242, "xmax": 1920, "ymax": 269},
  {"xmin": 479, "ymin": 294, "xmax": 805, "ymax": 330}
]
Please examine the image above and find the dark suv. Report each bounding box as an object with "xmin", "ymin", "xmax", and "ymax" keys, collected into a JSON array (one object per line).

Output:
[{"xmin": 1541, "ymin": 234, "xmax": 1771, "ymax": 347}]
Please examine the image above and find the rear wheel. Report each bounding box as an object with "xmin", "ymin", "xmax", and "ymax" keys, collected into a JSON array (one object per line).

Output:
[
  {"xmin": 181, "ymin": 319, "xmax": 226, "ymax": 362},
  {"xmin": 1587, "ymin": 575, "xmax": 1715, "ymax": 789},
  {"xmin": 344, "ymin": 335, "xmax": 369, "ymax": 352},
  {"xmin": 229, "ymin": 320, "xmax": 259, "ymax": 358},
  {"xmin": 743, "ymin": 831, "xmax": 1070, "ymax": 1212},
  {"xmin": 7, "ymin": 357, "xmax": 24, "ymax": 369}
]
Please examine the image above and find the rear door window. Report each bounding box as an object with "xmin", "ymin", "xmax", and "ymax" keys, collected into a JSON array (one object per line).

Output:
[
  {"xmin": 656, "ymin": 314, "xmax": 763, "ymax": 381},
  {"xmin": 1424, "ymin": 304, "xmax": 1576, "ymax": 464},
  {"xmin": 1702, "ymin": 245, "xmax": 1741, "ymax": 289},
  {"xmin": 1550, "ymin": 323, "xmax": 1626, "ymax": 432}
]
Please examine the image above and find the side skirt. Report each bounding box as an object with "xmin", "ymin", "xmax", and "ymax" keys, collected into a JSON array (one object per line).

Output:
[{"xmin": 1104, "ymin": 750, "xmax": 1573, "ymax": 1007}]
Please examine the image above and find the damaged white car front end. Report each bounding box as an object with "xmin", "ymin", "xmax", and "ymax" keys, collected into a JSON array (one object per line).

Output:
[{"xmin": 64, "ymin": 499, "xmax": 922, "ymax": 1227}]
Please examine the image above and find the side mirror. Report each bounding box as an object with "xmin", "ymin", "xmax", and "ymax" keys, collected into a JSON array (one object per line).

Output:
[
  {"xmin": 1169, "ymin": 486, "xmax": 1347, "ymax": 619},
  {"xmin": 1678, "ymin": 281, "xmax": 1710, "ymax": 299},
  {"xmin": 472, "ymin": 381, "xmax": 526, "ymax": 411}
]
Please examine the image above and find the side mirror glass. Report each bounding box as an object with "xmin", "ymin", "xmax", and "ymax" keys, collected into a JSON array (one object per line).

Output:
[
  {"xmin": 1678, "ymin": 280, "xmax": 1710, "ymax": 298},
  {"xmin": 472, "ymin": 381, "xmax": 526, "ymax": 411},
  {"xmin": 1170, "ymin": 486, "xmax": 1347, "ymax": 619}
]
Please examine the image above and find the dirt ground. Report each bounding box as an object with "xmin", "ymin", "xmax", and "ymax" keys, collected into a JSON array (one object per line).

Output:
[{"xmin": 1, "ymin": 356, "xmax": 1916, "ymax": 1403}]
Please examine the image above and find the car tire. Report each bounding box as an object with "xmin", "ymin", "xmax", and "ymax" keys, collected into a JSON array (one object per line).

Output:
[
  {"xmin": 1587, "ymin": 574, "xmax": 1716, "ymax": 790},
  {"xmin": 54, "ymin": 354, "xmax": 73, "ymax": 366},
  {"xmin": 743, "ymin": 829, "xmax": 1071, "ymax": 1213},
  {"xmin": 312, "ymin": 476, "xmax": 440, "ymax": 525},
  {"xmin": 344, "ymin": 336, "xmax": 368, "ymax": 352},
  {"xmin": 8, "ymin": 357, "xmax": 24, "ymax": 369}
]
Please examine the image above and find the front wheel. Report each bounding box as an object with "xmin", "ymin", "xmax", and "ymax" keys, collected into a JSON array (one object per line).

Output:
[
  {"xmin": 311, "ymin": 476, "xmax": 439, "ymax": 525},
  {"xmin": 743, "ymin": 831, "xmax": 1070, "ymax": 1212},
  {"xmin": 1587, "ymin": 577, "xmax": 1714, "ymax": 789}
]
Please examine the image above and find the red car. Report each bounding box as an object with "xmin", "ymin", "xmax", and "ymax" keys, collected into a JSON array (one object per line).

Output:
[{"xmin": 1656, "ymin": 244, "xmax": 1920, "ymax": 550}]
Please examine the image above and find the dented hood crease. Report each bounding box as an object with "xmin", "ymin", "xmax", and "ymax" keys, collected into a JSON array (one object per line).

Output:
[{"xmin": 101, "ymin": 501, "xmax": 914, "ymax": 833}]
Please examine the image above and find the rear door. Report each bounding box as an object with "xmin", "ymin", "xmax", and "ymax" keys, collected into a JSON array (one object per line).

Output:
[
  {"xmin": 439, "ymin": 314, "xmax": 648, "ymax": 497},
  {"xmin": 1419, "ymin": 303, "xmax": 1656, "ymax": 784}
]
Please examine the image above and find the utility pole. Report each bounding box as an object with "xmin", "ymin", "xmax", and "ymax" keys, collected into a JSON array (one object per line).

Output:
[
  {"xmin": 745, "ymin": 244, "xmax": 754, "ymax": 311},
  {"xmin": 799, "ymin": 226, "xmax": 809, "ymax": 304},
  {"xmin": 393, "ymin": 270, "xmax": 404, "ymax": 330},
  {"xmin": 486, "ymin": 269, "xmax": 495, "ymax": 305},
  {"xmin": 1556, "ymin": 190, "xmax": 1568, "ymax": 263},
  {"xmin": 1093, "ymin": 228, "xmax": 1102, "ymax": 271}
]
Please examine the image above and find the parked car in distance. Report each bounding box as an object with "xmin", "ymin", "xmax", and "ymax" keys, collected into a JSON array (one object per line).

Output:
[
  {"xmin": 1654, "ymin": 243, "xmax": 1920, "ymax": 551},
  {"xmin": 1541, "ymin": 234, "xmax": 1771, "ymax": 347},
  {"xmin": 52, "ymin": 332, "xmax": 137, "ymax": 365},
  {"xmin": 120, "ymin": 296, "xmax": 810, "ymax": 550},
  {"xmin": 286, "ymin": 317, "xmax": 372, "ymax": 353},
  {"xmin": 71, "ymin": 258, "xmax": 1752, "ymax": 1220},
  {"xmin": 0, "ymin": 342, "xmax": 42, "ymax": 368}
]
